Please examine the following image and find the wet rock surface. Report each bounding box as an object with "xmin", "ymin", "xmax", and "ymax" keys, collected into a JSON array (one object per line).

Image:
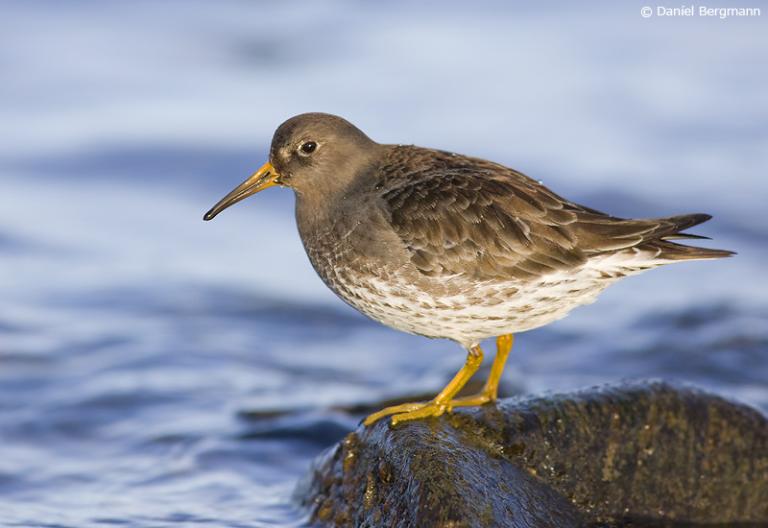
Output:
[{"xmin": 297, "ymin": 381, "xmax": 768, "ymax": 527}]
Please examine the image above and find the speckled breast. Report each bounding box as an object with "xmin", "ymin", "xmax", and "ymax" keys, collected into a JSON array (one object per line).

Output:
[{"xmin": 300, "ymin": 223, "xmax": 598, "ymax": 346}]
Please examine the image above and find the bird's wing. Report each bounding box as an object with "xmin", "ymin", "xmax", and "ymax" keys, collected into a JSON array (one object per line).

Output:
[{"xmin": 376, "ymin": 147, "xmax": 687, "ymax": 280}]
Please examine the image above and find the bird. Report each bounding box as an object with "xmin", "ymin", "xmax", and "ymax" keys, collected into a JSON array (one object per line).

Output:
[{"xmin": 203, "ymin": 113, "xmax": 733, "ymax": 426}]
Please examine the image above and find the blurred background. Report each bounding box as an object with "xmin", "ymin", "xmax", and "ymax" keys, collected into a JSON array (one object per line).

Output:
[{"xmin": 1, "ymin": 1, "xmax": 766, "ymax": 526}]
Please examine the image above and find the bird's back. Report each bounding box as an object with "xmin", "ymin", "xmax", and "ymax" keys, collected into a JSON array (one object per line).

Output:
[{"xmin": 372, "ymin": 145, "xmax": 733, "ymax": 281}]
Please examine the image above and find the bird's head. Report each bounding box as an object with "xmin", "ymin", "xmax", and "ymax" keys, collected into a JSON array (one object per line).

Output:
[{"xmin": 203, "ymin": 113, "xmax": 378, "ymax": 221}]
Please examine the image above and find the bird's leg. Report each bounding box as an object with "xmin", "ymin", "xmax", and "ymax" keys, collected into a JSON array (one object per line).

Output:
[
  {"xmin": 450, "ymin": 334, "xmax": 514, "ymax": 407},
  {"xmin": 363, "ymin": 344, "xmax": 484, "ymax": 426}
]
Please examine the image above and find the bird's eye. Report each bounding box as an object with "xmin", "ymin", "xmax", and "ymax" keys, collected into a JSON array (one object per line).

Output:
[{"xmin": 299, "ymin": 141, "xmax": 317, "ymax": 155}]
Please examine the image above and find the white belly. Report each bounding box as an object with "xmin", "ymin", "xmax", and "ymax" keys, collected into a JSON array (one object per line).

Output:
[{"xmin": 323, "ymin": 249, "xmax": 664, "ymax": 347}]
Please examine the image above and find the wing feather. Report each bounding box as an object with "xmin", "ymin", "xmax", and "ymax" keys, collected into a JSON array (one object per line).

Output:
[{"xmin": 375, "ymin": 146, "xmax": 723, "ymax": 280}]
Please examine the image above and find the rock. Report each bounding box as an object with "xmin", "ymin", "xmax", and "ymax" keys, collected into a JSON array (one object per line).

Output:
[{"xmin": 296, "ymin": 381, "xmax": 768, "ymax": 527}]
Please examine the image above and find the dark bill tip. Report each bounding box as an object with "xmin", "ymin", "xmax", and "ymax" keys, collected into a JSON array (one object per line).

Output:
[{"xmin": 201, "ymin": 161, "xmax": 278, "ymax": 223}]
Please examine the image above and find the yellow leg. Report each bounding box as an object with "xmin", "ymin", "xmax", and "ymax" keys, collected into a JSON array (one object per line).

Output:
[
  {"xmin": 451, "ymin": 334, "xmax": 514, "ymax": 407},
  {"xmin": 363, "ymin": 344, "xmax": 484, "ymax": 426}
]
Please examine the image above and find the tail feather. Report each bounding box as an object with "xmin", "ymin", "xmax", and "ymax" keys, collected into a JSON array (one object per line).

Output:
[
  {"xmin": 647, "ymin": 240, "xmax": 735, "ymax": 260},
  {"xmin": 641, "ymin": 213, "xmax": 735, "ymax": 261},
  {"xmin": 664, "ymin": 212, "xmax": 711, "ymax": 229}
]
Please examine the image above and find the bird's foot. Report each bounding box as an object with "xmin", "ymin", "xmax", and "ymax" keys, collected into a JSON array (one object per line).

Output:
[
  {"xmin": 363, "ymin": 391, "xmax": 496, "ymax": 426},
  {"xmin": 363, "ymin": 342, "xmax": 497, "ymax": 427},
  {"xmin": 363, "ymin": 401, "xmax": 434, "ymax": 426},
  {"xmin": 363, "ymin": 399, "xmax": 449, "ymax": 426}
]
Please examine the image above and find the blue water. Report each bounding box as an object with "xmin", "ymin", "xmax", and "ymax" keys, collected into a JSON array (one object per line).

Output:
[{"xmin": 1, "ymin": 1, "xmax": 766, "ymax": 526}]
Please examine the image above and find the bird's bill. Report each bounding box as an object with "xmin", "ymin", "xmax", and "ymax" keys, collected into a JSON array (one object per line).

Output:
[{"xmin": 203, "ymin": 162, "xmax": 280, "ymax": 221}]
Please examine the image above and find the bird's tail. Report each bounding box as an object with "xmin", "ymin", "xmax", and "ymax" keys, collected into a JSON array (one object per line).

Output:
[{"xmin": 642, "ymin": 213, "xmax": 735, "ymax": 261}]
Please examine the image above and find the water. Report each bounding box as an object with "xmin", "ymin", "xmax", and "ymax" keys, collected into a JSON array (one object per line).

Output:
[{"xmin": 1, "ymin": 1, "xmax": 766, "ymax": 526}]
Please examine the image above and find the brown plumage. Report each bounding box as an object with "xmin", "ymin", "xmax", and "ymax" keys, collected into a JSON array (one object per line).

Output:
[
  {"xmin": 204, "ymin": 112, "xmax": 733, "ymax": 425},
  {"xmin": 376, "ymin": 146, "xmax": 731, "ymax": 282}
]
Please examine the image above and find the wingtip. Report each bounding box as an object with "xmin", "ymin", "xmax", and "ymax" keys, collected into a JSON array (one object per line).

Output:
[{"xmin": 661, "ymin": 233, "xmax": 712, "ymax": 241}]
